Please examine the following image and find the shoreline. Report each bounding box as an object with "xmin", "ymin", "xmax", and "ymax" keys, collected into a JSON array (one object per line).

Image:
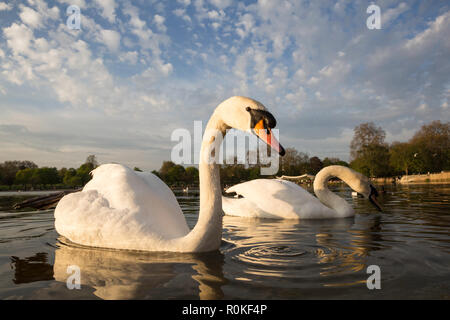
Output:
[{"xmin": 370, "ymin": 171, "xmax": 450, "ymax": 185}]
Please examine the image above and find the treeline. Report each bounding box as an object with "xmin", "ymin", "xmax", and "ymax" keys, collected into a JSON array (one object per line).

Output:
[
  {"xmin": 151, "ymin": 152, "xmax": 349, "ymax": 187},
  {"xmin": 0, "ymin": 156, "xmax": 98, "ymax": 191},
  {"xmin": 349, "ymin": 120, "xmax": 449, "ymax": 177},
  {"xmin": 1, "ymin": 120, "xmax": 446, "ymax": 191}
]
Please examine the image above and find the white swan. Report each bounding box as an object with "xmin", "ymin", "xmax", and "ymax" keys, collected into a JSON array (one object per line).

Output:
[
  {"xmin": 222, "ymin": 165, "xmax": 382, "ymax": 219},
  {"xmin": 54, "ymin": 96, "xmax": 285, "ymax": 252}
]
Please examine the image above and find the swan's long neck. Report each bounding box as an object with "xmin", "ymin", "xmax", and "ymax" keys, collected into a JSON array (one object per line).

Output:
[
  {"xmin": 313, "ymin": 166, "xmax": 363, "ymax": 217},
  {"xmin": 180, "ymin": 112, "xmax": 227, "ymax": 252}
]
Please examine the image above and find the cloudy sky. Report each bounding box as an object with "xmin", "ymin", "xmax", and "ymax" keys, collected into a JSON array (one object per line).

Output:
[{"xmin": 0, "ymin": 0, "xmax": 449, "ymax": 171}]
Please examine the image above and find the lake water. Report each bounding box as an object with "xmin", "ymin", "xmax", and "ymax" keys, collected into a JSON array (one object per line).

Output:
[{"xmin": 0, "ymin": 184, "xmax": 449, "ymax": 299}]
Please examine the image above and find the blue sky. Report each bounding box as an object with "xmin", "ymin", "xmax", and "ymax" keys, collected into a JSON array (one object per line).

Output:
[{"xmin": 0, "ymin": 0, "xmax": 449, "ymax": 170}]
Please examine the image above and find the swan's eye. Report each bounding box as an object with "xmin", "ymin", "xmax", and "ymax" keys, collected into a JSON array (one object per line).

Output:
[{"xmin": 248, "ymin": 109, "xmax": 277, "ymax": 129}]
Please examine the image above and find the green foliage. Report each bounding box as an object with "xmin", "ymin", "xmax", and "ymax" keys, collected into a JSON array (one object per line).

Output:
[
  {"xmin": 349, "ymin": 122, "xmax": 390, "ymax": 177},
  {"xmin": 76, "ymin": 163, "xmax": 95, "ymax": 185},
  {"xmin": 166, "ymin": 165, "xmax": 186, "ymax": 185},
  {"xmin": 389, "ymin": 142, "xmax": 421, "ymax": 175},
  {"xmin": 185, "ymin": 166, "xmax": 199, "ymax": 182},
  {"xmin": 0, "ymin": 161, "xmax": 38, "ymax": 185},
  {"xmin": 309, "ymin": 156, "xmax": 323, "ymax": 175},
  {"xmin": 0, "ymin": 156, "xmax": 99, "ymax": 190},
  {"xmin": 349, "ymin": 120, "xmax": 449, "ymax": 177},
  {"xmin": 278, "ymin": 148, "xmax": 312, "ymax": 176},
  {"xmin": 409, "ymin": 120, "xmax": 450, "ymax": 173},
  {"xmin": 322, "ymin": 157, "xmax": 349, "ymax": 167},
  {"xmin": 350, "ymin": 144, "xmax": 391, "ymax": 177}
]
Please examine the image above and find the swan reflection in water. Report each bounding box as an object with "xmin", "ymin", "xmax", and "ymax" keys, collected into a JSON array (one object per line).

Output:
[
  {"xmin": 47, "ymin": 214, "xmax": 383, "ymax": 299},
  {"xmin": 52, "ymin": 238, "xmax": 227, "ymax": 300}
]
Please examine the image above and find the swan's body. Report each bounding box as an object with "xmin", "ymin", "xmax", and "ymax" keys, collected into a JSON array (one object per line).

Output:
[
  {"xmin": 55, "ymin": 96, "xmax": 284, "ymax": 252},
  {"xmin": 223, "ymin": 165, "xmax": 381, "ymax": 219}
]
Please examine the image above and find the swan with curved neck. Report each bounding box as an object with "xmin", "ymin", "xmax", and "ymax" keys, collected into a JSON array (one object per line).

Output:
[
  {"xmin": 222, "ymin": 165, "xmax": 382, "ymax": 219},
  {"xmin": 54, "ymin": 96, "xmax": 284, "ymax": 252}
]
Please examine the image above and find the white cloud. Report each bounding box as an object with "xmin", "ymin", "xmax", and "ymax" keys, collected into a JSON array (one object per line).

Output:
[
  {"xmin": 236, "ymin": 13, "xmax": 254, "ymax": 39},
  {"xmin": 208, "ymin": 0, "xmax": 231, "ymax": 10},
  {"xmin": 383, "ymin": 2, "xmax": 409, "ymax": 26},
  {"xmin": 173, "ymin": 8, "xmax": 192, "ymax": 23},
  {"xmin": 94, "ymin": 0, "xmax": 116, "ymax": 23},
  {"xmin": 177, "ymin": 0, "xmax": 191, "ymax": 6},
  {"xmin": 3, "ymin": 23, "xmax": 34, "ymax": 55},
  {"xmin": 100, "ymin": 29, "xmax": 121, "ymax": 52},
  {"xmin": 319, "ymin": 60, "xmax": 351, "ymax": 79},
  {"xmin": 119, "ymin": 51, "xmax": 138, "ymax": 64},
  {"xmin": 154, "ymin": 14, "xmax": 167, "ymax": 32},
  {"xmin": 19, "ymin": 6, "xmax": 42, "ymax": 29},
  {"xmin": 56, "ymin": 0, "xmax": 86, "ymax": 9},
  {"xmin": 0, "ymin": 2, "xmax": 13, "ymax": 11}
]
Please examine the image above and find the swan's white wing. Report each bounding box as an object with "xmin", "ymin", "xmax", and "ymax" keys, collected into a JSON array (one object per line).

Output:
[
  {"xmin": 55, "ymin": 164, "xmax": 190, "ymax": 250},
  {"xmin": 223, "ymin": 179, "xmax": 335, "ymax": 219},
  {"xmin": 222, "ymin": 196, "xmax": 273, "ymax": 218}
]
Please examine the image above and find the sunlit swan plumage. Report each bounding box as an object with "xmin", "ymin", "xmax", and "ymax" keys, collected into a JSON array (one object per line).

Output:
[
  {"xmin": 222, "ymin": 165, "xmax": 381, "ymax": 219},
  {"xmin": 55, "ymin": 96, "xmax": 284, "ymax": 252}
]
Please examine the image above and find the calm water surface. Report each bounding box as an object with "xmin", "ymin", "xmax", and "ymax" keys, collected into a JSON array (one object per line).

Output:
[{"xmin": 0, "ymin": 184, "xmax": 449, "ymax": 299}]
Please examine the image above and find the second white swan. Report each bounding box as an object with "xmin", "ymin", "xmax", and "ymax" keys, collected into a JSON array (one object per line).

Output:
[{"xmin": 222, "ymin": 165, "xmax": 382, "ymax": 219}]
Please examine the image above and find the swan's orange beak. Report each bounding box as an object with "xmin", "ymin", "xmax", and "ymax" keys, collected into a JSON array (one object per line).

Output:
[{"xmin": 254, "ymin": 120, "xmax": 286, "ymax": 156}]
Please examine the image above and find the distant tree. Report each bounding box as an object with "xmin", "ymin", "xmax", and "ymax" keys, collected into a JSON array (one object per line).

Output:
[
  {"xmin": 351, "ymin": 143, "xmax": 391, "ymax": 177},
  {"xmin": 309, "ymin": 156, "xmax": 323, "ymax": 175},
  {"xmin": 279, "ymin": 148, "xmax": 310, "ymax": 176},
  {"xmin": 409, "ymin": 120, "xmax": 450, "ymax": 172},
  {"xmin": 322, "ymin": 157, "xmax": 349, "ymax": 167},
  {"xmin": 166, "ymin": 165, "xmax": 185, "ymax": 185},
  {"xmin": 15, "ymin": 168, "xmax": 35, "ymax": 186},
  {"xmin": 76, "ymin": 163, "xmax": 95, "ymax": 185},
  {"xmin": 350, "ymin": 122, "xmax": 390, "ymax": 177},
  {"xmin": 389, "ymin": 142, "xmax": 421, "ymax": 176},
  {"xmin": 85, "ymin": 155, "xmax": 99, "ymax": 168},
  {"xmin": 0, "ymin": 161, "xmax": 38, "ymax": 185},
  {"xmin": 220, "ymin": 163, "xmax": 250, "ymax": 185},
  {"xmin": 63, "ymin": 168, "xmax": 78, "ymax": 187},
  {"xmin": 185, "ymin": 167, "xmax": 199, "ymax": 185},
  {"xmin": 350, "ymin": 122, "xmax": 386, "ymax": 160},
  {"xmin": 159, "ymin": 161, "xmax": 176, "ymax": 178},
  {"xmin": 248, "ymin": 166, "xmax": 260, "ymax": 180},
  {"xmin": 58, "ymin": 168, "xmax": 68, "ymax": 182},
  {"xmin": 35, "ymin": 167, "xmax": 60, "ymax": 185},
  {"xmin": 134, "ymin": 167, "xmax": 143, "ymax": 172},
  {"xmin": 151, "ymin": 170, "xmax": 160, "ymax": 178}
]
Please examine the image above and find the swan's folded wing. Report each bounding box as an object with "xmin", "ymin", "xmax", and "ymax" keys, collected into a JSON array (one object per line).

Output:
[
  {"xmin": 222, "ymin": 196, "xmax": 273, "ymax": 218},
  {"xmin": 225, "ymin": 179, "xmax": 331, "ymax": 219},
  {"xmin": 55, "ymin": 164, "xmax": 190, "ymax": 250},
  {"xmin": 85, "ymin": 164, "xmax": 189, "ymax": 235},
  {"xmin": 55, "ymin": 189, "xmax": 134, "ymax": 248}
]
